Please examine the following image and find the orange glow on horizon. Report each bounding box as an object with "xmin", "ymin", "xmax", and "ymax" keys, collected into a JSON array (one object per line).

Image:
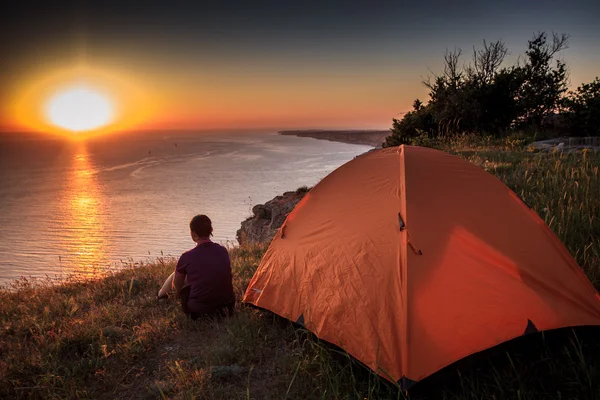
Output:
[
  {"xmin": 4, "ymin": 59, "xmax": 412, "ymax": 136},
  {"xmin": 10, "ymin": 64, "xmax": 159, "ymax": 139}
]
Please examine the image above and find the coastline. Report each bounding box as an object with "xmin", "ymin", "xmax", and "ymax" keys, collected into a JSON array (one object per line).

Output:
[{"xmin": 279, "ymin": 129, "xmax": 389, "ymax": 148}]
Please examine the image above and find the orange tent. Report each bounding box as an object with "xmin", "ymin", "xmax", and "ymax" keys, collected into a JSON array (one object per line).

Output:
[{"xmin": 243, "ymin": 145, "xmax": 600, "ymax": 389}]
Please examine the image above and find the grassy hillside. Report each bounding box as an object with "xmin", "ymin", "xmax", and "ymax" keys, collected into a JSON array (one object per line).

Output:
[{"xmin": 1, "ymin": 139, "xmax": 599, "ymax": 399}]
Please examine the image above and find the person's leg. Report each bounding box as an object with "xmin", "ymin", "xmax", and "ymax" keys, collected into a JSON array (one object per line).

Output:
[
  {"xmin": 158, "ymin": 272, "xmax": 188, "ymax": 299},
  {"xmin": 157, "ymin": 271, "xmax": 175, "ymax": 298}
]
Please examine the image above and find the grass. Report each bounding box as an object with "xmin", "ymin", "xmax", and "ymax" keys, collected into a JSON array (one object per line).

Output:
[{"xmin": 1, "ymin": 136, "xmax": 600, "ymax": 399}]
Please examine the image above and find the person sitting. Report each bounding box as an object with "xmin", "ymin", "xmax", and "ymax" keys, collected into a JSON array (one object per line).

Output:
[{"xmin": 157, "ymin": 214, "xmax": 235, "ymax": 319}]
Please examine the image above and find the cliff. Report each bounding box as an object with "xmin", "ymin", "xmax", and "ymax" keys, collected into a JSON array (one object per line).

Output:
[
  {"xmin": 236, "ymin": 187, "xmax": 310, "ymax": 245},
  {"xmin": 279, "ymin": 130, "xmax": 389, "ymax": 148}
]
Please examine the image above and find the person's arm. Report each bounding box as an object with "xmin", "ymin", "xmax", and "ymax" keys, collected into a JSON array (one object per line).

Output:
[
  {"xmin": 174, "ymin": 253, "xmax": 188, "ymax": 297},
  {"xmin": 173, "ymin": 271, "xmax": 186, "ymax": 296}
]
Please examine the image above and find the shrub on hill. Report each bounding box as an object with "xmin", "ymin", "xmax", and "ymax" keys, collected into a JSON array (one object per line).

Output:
[{"xmin": 384, "ymin": 32, "xmax": 599, "ymax": 146}]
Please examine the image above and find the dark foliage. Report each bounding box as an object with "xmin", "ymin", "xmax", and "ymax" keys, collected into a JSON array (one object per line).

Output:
[
  {"xmin": 515, "ymin": 32, "xmax": 569, "ymax": 131},
  {"xmin": 561, "ymin": 77, "xmax": 600, "ymax": 137},
  {"xmin": 384, "ymin": 32, "xmax": 598, "ymax": 147}
]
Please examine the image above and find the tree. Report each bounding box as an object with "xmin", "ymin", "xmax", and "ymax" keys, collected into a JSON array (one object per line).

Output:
[
  {"xmin": 478, "ymin": 66, "xmax": 524, "ymax": 134},
  {"xmin": 413, "ymin": 99, "xmax": 423, "ymax": 111},
  {"xmin": 383, "ymin": 32, "xmax": 572, "ymax": 147},
  {"xmin": 562, "ymin": 77, "xmax": 600, "ymax": 136},
  {"xmin": 422, "ymin": 40, "xmax": 515, "ymax": 135},
  {"xmin": 467, "ymin": 40, "xmax": 509, "ymax": 87},
  {"xmin": 465, "ymin": 40, "xmax": 516, "ymax": 134},
  {"xmin": 516, "ymin": 32, "xmax": 569, "ymax": 130},
  {"xmin": 422, "ymin": 48, "xmax": 473, "ymax": 133},
  {"xmin": 384, "ymin": 100, "xmax": 435, "ymax": 147}
]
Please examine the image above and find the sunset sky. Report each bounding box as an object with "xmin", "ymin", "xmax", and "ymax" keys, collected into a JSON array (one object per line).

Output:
[{"xmin": 1, "ymin": 0, "xmax": 599, "ymax": 134}]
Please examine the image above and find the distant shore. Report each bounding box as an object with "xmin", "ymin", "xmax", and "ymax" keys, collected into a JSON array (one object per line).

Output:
[{"xmin": 279, "ymin": 129, "xmax": 389, "ymax": 148}]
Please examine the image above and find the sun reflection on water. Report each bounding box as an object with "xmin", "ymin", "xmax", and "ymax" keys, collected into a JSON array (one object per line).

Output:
[{"xmin": 59, "ymin": 145, "xmax": 110, "ymax": 278}]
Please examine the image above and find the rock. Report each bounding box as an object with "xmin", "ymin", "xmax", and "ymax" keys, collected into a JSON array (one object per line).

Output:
[
  {"xmin": 237, "ymin": 188, "xmax": 310, "ymax": 245},
  {"xmin": 210, "ymin": 364, "xmax": 243, "ymax": 381},
  {"xmin": 102, "ymin": 326, "xmax": 127, "ymax": 338},
  {"xmin": 532, "ymin": 137, "xmax": 600, "ymax": 152},
  {"xmin": 252, "ymin": 204, "xmax": 270, "ymax": 219}
]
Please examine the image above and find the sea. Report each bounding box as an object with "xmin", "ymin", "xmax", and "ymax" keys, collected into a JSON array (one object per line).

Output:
[{"xmin": 0, "ymin": 130, "xmax": 371, "ymax": 285}]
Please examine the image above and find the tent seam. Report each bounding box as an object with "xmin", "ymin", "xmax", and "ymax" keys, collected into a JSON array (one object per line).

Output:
[{"xmin": 398, "ymin": 145, "xmax": 409, "ymax": 380}]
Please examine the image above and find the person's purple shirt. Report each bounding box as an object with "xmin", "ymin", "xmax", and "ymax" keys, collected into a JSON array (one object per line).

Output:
[{"xmin": 176, "ymin": 241, "xmax": 234, "ymax": 313}]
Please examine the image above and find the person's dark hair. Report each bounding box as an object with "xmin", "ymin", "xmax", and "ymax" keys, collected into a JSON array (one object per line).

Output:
[{"xmin": 190, "ymin": 214, "xmax": 213, "ymax": 237}]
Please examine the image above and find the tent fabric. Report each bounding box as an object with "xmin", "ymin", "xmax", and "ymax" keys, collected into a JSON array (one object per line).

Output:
[{"xmin": 243, "ymin": 145, "xmax": 600, "ymax": 385}]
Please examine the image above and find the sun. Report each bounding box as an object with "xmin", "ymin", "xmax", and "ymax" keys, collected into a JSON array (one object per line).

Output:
[{"xmin": 45, "ymin": 85, "xmax": 115, "ymax": 132}]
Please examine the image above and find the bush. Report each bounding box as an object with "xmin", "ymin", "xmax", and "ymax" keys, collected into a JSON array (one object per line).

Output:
[
  {"xmin": 384, "ymin": 103, "xmax": 436, "ymax": 147},
  {"xmin": 562, "ymin": 77, "xmax": 600, "ymax": 137},
  {"xmin": 384, "ymin": 32, "xmax": 588, "ymax": 147}
]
